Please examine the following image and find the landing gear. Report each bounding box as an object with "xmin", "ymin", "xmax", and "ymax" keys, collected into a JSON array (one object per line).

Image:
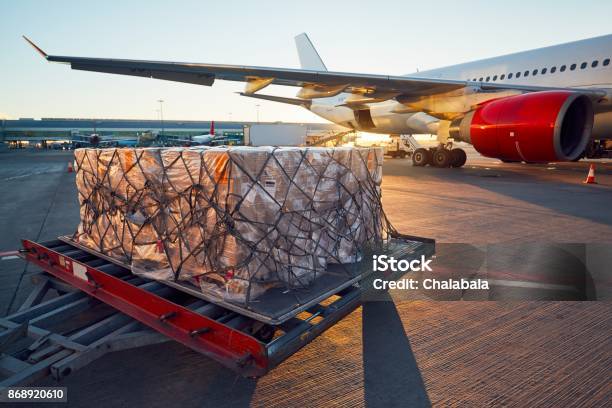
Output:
[
  {"xmin": 412, "ymin": 145, "xmax": 467, "ymax": 168},
  {"xmin": 583, "ymin": 139, "xmax": 612, "ymax": 159},
  {"xmin": 412, "ymin": 148, "xmax": 431, "ymax": 166},
  {"xmin": 450, "ymin": 148, "xmax": 467, "ymax": 167},
  {"xmin": 432, "ymin": 149, "xmax": 452, "ymax": 167}
]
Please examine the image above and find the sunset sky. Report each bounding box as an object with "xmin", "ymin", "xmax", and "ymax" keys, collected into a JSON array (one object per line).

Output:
[{"xmin": 2, "ymin": 0, "xmax": 610, "ymax": 122}]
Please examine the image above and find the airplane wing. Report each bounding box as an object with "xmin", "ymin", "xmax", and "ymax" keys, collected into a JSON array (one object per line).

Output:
[{"xmin": 24, "ymin": 36, "xmax": 607, "ymax": 100}]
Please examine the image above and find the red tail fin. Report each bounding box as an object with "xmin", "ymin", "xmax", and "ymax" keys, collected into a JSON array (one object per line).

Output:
[{"xmin": 210, "ymin": 121, "xmax": 215, "ymax": 136}]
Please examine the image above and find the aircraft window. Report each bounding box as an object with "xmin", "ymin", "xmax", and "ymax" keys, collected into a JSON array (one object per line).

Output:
[
  {"xmin": 500, "ymin": 74, "xmax": 505, "ymax": 80},
  {"xmin": 570, "ymin": 63, "xmax": 576, "ymax": 70},
  {"xmin": 580, "ymin": 62, "xmax": 587, "ymax": 69},
  {"xmin": 524, "ymin": 70, "xmax": 529, "ymax": 77},
  {"xmin": 493, "ymin": 75, "xmax": 498, "ymax": 81},
  {"xmin": 604, "ymin": 58, "xmax": 610, "ymax": 66},
  {"xmin": 551, "ymin": 66, "xmax": 556, "ymax": 73},
  {"xmin": 486, "ymin": 76, "xmax": 490, "ymax": 81},
  {"xmin": 591, "ymin": 60, "xmax": 598, "ymax": 68},
  {"xmin": 532, "ymin": 69, "xmax": 538, "ymax": 75},
  {"xmin": 508, "ymin": 73, "xmax": 513, "ymax": 79},
  {"xmin": 516, "ymin": 72, "xmax": 521, "ymax": 78},
  {"xmin": 541, "ymin": 68, "xmax": 547, "ymax": 74},
  {"xmin": 560, "ymin": 65, "xmax": 566, "ymax": 72},
  {"xmin": 473, "ymin": 78, "xmax": 477, "ymax": 81},
  {"xmin": 479, "ymin": 77, "xmax": 483, "ymax": 81}
]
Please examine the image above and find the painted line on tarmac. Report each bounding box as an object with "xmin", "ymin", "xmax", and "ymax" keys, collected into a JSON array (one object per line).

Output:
[
  {"xmin": 0, "ymin": 250, "xmax": 20, "ymax": 261},
  {"xmin": 1, "ymin": 173, "xmax": 37, "ymax": 181},
  {"xmin": 1, "ymin": 168, "xmax": 64, "ymax": 181}
]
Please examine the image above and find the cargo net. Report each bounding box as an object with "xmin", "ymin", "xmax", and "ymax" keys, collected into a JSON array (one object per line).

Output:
[{"xmin": 73, "ymin": 146, "xmax": 394, "ymax": 305}]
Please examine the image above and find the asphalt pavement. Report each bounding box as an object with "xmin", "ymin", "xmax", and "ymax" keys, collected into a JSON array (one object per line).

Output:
[{"xmin": 0, "ymin": 148, "xmax": 610, "ymax": 407}]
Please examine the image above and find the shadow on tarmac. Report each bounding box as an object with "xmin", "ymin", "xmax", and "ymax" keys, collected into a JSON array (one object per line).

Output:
[
  {"xmin": 362, "ymin": 293, "xmax": 431, "ymax": 408},
  {"xmin": 36, "ymin": 341, "xmax": 258, "ymax": 408},
  {"xmin": 405, "ymin": 161, "xmax": 612, "ymax": 226}
]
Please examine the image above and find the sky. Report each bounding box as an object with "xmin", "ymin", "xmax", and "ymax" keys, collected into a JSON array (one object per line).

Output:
[{"xmin": 1, "ymin": 0, "xmax": 611, "ymax": 123}]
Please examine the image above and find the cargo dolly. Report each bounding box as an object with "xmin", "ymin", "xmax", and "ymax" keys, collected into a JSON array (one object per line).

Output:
[{"xmin": 0, "ymin": 234, "xmax": 433, "ymax": 387}]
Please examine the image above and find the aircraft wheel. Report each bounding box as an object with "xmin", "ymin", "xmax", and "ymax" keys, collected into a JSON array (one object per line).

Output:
[
  {"xmin": 450, "ymin": 148, "xmax": 467, "ymax": 167},
  {"xmin": 412, "ymin": 148, "xmax": 430, "ymax": 166},
  {"xmin": 432, "ymin": 149, "xmax": 452, "ymax": 168}
]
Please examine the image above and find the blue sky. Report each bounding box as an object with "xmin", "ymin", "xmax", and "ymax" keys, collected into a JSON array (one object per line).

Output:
[{"xmin": 1, "ymin": 0, "xmax": 610, "ymax": 122}]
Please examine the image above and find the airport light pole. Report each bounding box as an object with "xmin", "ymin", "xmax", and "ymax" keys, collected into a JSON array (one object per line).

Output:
[{"xmin": 157, "ymin": 99, "xmax": 165, "ymax": 135}]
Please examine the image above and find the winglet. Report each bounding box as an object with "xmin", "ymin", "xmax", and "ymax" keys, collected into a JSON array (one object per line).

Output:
[{"xmin": 22, "ymin": 35, "xmax": 48, "ymax": 59}]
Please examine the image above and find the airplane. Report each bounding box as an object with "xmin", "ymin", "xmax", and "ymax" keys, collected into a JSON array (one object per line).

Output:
[
  {"xmin": 190, "ymin": 120, "xmax": 217, "ymax": 144},
  {"xmin": 23, "ymin": 33, "xmax": 612, "ymax": 167},
  {"xmin": 156, "ymin": 120, "xmax": 217, "ymax": 146}
]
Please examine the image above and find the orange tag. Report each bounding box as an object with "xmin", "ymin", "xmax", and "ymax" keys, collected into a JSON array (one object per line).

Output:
[{"xmin": 212, "ymin": 153, "xmax": 230, "ymax": 184}]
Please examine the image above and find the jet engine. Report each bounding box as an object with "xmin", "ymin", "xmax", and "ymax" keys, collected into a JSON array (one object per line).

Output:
[{"xmin": 449, "ymin": 91, "xmax": 594, "ymax": 162}]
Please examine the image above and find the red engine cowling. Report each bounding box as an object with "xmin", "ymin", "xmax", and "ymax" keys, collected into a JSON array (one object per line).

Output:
[{"xmin": 449, "ymin": 91, "xmax": 594, "ymax": 162}]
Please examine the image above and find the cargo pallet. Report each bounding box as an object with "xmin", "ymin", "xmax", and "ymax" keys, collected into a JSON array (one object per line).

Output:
[{"xmin": 0, "ymin": 235, "xmax": 433, "ymax": 387}]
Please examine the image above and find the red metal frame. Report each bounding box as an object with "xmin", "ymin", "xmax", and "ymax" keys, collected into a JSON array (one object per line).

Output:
[{"xmin": 21, "ymin": 239, "xmax": 268, "ymax": 376}]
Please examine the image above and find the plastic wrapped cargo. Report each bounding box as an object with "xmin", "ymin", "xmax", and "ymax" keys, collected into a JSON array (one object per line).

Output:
[{"xmin": 73, "ymin": 146, "xmax": 387, "ymax": 304}]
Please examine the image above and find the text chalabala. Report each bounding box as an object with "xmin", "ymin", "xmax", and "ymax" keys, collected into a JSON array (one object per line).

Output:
[{"xmin": 373, "ymin": 278, "xmax": 489, "ymax": 290}]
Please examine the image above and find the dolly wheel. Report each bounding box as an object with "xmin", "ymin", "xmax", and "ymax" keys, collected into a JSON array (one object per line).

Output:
[
  {"xmin": 450, "ymin": 148, "xmax": 467, "ymax": 167},
  {"xmin": 255, "ymin": 324, "xmax": 276, "ymax": 343},
  {"xmin": 433, "ymin": 149, "xmax": 452, "ymax": 167},
  {"xmin": 412, "ymin": 148, "xmax": 430, "ymax": 166}
]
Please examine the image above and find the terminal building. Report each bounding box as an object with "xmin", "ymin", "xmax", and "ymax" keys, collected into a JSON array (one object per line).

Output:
[{"xmin": 0, "ymin": 118, "xmax": 341, "ymax": 148}]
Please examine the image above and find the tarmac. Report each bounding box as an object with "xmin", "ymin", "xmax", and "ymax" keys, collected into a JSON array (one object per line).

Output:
[{"xmin": 0, "ymin": 147, "xmax": 610, "ymax": 407}]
